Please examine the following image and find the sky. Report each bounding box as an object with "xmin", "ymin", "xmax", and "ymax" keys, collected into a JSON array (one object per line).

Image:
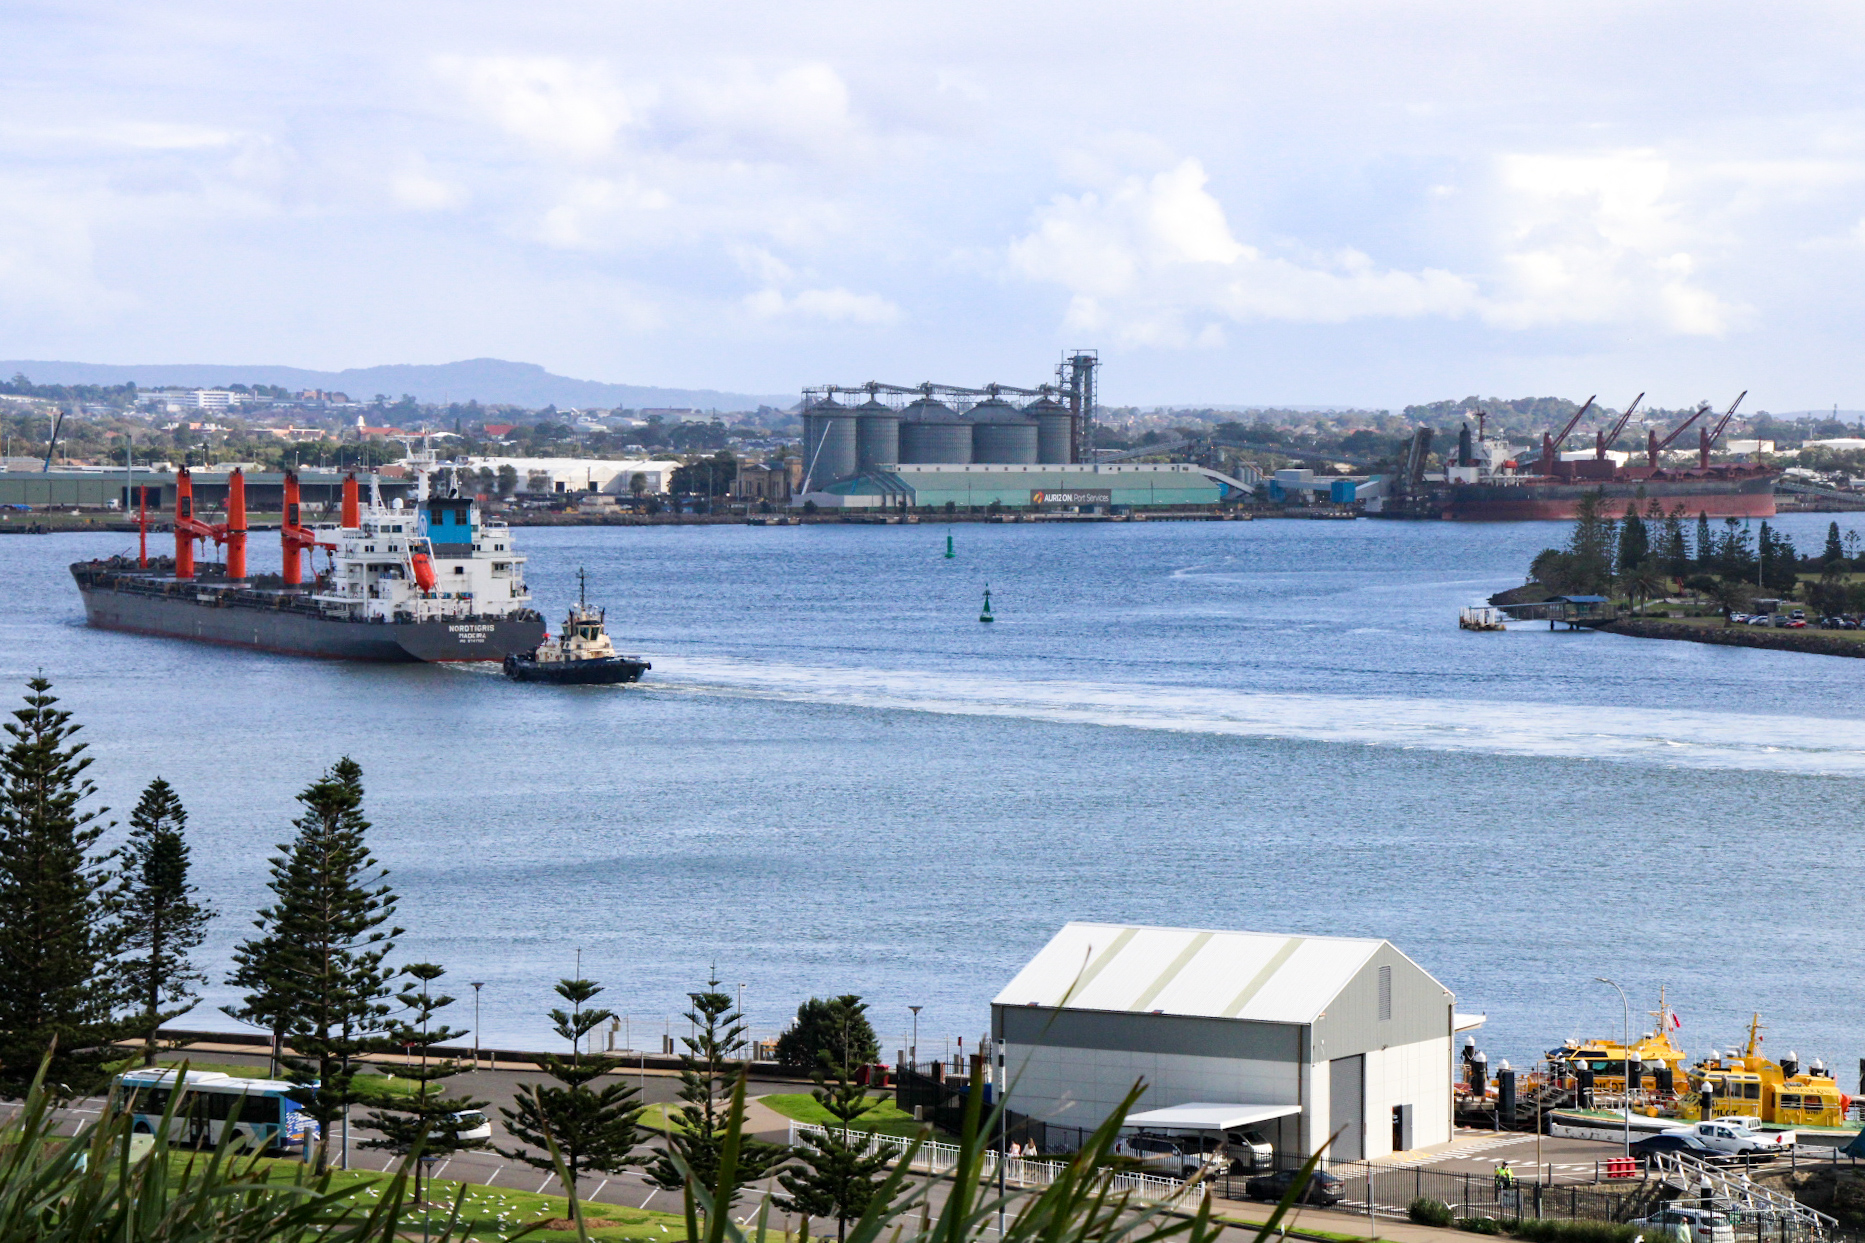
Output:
[{"xmin": 6, "ymin": 1, "xmax": 1865, "ymax": 410}]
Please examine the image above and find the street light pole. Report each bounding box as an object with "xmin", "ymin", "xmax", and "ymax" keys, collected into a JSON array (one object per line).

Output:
[
  {"xmin": 909, "ymin": 1005, "xmax": 922, "ymax": 1073},
  {"xmin": 471, "ymin": 983, "xmax": 485, "ymax": 1069},
  {"xmin": 1595, "ymin": 977, "xmax": 1631, "ymax": 1160}
]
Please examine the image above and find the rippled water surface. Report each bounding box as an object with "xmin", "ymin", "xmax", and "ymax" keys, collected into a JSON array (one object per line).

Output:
[{"xmin": 2, "ymin": 513, "xmax": 1861, "ymax": 1066}]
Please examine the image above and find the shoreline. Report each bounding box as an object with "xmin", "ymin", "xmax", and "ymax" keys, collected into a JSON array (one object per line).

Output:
[{"xmin": 1601, "ymin": 616, "xmax": 1865, "ymax": 659}]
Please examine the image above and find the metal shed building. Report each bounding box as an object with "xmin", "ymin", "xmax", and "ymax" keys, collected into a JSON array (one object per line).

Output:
[{"xmin": 991, "ymin": 922, "xmax": 1457, "ymax": 1164}]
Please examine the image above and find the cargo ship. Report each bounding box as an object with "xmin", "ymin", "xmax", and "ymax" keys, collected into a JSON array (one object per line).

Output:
[
  {"xmin": 71, "ymin": 464, "xmax": 545, "ymax": 662},
  {"xmin": 1428, "ymin": 394, "xmax": 1779, "ymax": 521}
]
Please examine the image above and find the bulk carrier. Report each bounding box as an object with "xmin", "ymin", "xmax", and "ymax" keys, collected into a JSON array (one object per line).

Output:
[
  {"xmin": 70, "ymin": 463, "xmax": 545, "ymax": 662},
  {"xmin": 1401, "ymin": 393, "xmax": 1779, "ymax": 520}
]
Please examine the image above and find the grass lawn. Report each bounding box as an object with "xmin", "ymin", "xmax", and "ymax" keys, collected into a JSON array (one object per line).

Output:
[
  {"xmin": 246, "ymin": 1163, "xmax": 692, "ymax": 1242},
  {"xmin": 757, "ymin": 1093, "xmax": 926, "ymax": 1139}
]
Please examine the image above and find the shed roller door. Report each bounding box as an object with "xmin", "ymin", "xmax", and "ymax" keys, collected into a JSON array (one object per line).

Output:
[{"xmin": 1329, "ymin": 1055, "xmax": 1364, "ymax": 1162}]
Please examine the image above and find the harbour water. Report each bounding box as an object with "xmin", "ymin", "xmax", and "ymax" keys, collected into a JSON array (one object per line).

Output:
[{"xmin": 3, "ymin": 512, "xmax": 1862, "ymax": 1070}]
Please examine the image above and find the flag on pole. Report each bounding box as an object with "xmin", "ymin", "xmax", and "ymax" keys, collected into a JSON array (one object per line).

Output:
[{"xmin": 1668, "ymin": 1011, "xmax": 1683, "ymax": 1030}]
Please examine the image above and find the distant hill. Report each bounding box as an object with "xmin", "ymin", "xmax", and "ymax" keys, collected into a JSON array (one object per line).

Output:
[{"xmin": 0, "ymin": 358, "xmax": 795, "ymax": 412}]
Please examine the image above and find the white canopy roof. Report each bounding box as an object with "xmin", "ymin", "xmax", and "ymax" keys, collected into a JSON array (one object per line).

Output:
[
  {"xmin": 1124, "ymin": 1102, "xmax": 1302, "ymax": 1131},
  {"xmin": 994, "ymin": 921, "xmax": 1443, "ymax": 1024}
]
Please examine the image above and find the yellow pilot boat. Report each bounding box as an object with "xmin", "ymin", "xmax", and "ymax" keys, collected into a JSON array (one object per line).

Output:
[
  {"xmin": 1686, "ymin": 1014, "xmax": 1849, "ymax": 1128},
  {"xmin": 1547, "ymin": 990, "xmax": 1690, "ymax": 1095}
]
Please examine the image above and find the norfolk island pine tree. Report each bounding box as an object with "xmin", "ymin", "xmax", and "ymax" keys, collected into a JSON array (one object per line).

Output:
[
  {"xmin": 644, "ymin": 972, "xmax": 787, "ymax": 1220},
  {"xmin": 0, "ymin": 677, "xmax": 131, "ymax": 1096},
  {"xmin": 360, "ymin": 962, "xmax": 486, "ymax": 1204},
  {"xmin": 498, "ymin": 976, "xmax": 646, "ymax": 1211},
  {"xmin": 229, "ymin": 758, "xmax": 401, "ymax": 1171},
  {"xmin": 116, "ymin": 777, "xmax": 215, "ymax": 1067}
]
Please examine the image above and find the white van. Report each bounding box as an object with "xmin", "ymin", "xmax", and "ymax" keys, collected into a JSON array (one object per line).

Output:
[{"xmin": 1632, "ymin": 1206, "xmax": 1736, "ymax": 1243}]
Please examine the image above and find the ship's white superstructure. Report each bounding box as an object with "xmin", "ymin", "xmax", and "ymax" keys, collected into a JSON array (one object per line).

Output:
[{"xmin": 312, "ymin": 469, "xmax": 532, "ymax": 623}]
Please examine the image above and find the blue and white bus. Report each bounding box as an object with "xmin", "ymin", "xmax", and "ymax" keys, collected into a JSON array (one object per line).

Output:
[{"xmin": 115, "ymin": 1068, "xmax": 319, "ymax": 1154}]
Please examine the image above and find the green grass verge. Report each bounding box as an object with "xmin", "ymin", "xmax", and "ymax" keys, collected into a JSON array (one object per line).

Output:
[
  {"xmin": 756, "ymin": 1093, "xmax": 926, "ymax": 1138},
  {"xmin": 246, "ymin": 1162, "xmax": 690, "ymax": 1242}
]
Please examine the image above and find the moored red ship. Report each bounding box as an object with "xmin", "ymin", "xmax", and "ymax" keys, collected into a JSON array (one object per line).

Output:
[
  {"xmin": 1437, "ymin": 391, "xmax": 1779, "ymax": 521},
  {"xmin": 70, "ymin": 459, "xmax": 544, "ymax": 662}
]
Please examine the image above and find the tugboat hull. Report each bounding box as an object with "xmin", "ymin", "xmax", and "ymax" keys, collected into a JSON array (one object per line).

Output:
[{"xmin": 501, "ymin": 654, "xmax": 650, "ymax": 684}]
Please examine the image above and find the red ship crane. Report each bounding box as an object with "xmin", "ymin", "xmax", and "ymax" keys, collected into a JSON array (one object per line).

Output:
[
  {"xmin": 1539, "ymin": 395, "xmax": 1596, "ymax": 474},
  {"xmin": 224, "ymin": 469, "xmax": 247, "ymax": 580},
  {"xmin": 171, "ymin": 467, "xmax": 254, "ymax": 581},
  {"xmin": 1698, "ymin": 391, "xmax": 1748, "ymax": 468},
  {"xmin": 1595, "ymin": 393, "xmax": 1645, "ymax": 459},
  {"xmin": 1646, "ymin": 401, "xmax": 1712, "ymax": 468},
  {"xmin": 172, "ymin": 468, "xmax": 214, "ymax": 579},
  {"xmin": 280, "ymin": 471, "xmax": 336, "ymax": 587}
]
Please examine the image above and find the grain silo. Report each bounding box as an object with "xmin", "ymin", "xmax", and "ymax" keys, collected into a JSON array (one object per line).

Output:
[
  {"xmin": 802, "ymin": 398, "xmax": 857, "ymax": 485},
  {"xmin": 855, "ymin": 399, "xmax": 900, "ymax": 470},
  {"xmin": 968, "ymin": 398, "xmax": 1039, "ymax": 464},
  {"xmin": 1026, "ymin": 395, "xmax": 1076, "ymax": 465},
  {"xmin": 899, "ymin": 398, "xmax": 972, "ymax": 464}
]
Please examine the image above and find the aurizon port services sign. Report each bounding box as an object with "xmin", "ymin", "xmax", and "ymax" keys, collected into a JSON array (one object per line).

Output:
[{"xmin": 1031, "ymin": 489, "xmax": 1111, "ymax": 505}]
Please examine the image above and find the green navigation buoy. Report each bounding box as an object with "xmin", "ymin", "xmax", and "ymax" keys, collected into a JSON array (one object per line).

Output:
[
  {"xmin": 980, "ymin": 585, "xmax": 995, "ymax": 623},
  {"xmin": 945, "ymin": 532, "xmax": 955, "ymax": 559}
]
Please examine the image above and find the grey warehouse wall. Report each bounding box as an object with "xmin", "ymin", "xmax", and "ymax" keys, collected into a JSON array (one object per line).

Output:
[
  {"xmin": 995, "ymin": 1005, "xmax": 1303, "ymax": 1063},
  {"xmin": 1310, "ymin": 943, "xmax": 1452, "ymax": 1061}
]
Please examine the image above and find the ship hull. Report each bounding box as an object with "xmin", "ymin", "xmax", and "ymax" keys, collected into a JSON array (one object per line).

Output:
[
  {"xmin": 72, "ymin": 565, "xmax": 544, "ymax": 662},
  {"xmin": 1441, "ymin": 472, "xmax": 1777, "ymax": 521}
]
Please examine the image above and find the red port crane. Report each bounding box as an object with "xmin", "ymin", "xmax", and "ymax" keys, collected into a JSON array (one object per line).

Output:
[
  {"xmin": 1698, "ymin": 391, "xmax": 1748, "ymax": 468},
  {"xmin": 1539, "ymin": 396, "xmax": 1597, "ymax": 473},
  {"xmin": 1595, "ymin": 393, "xmax": 1645, "ymax": 459}
]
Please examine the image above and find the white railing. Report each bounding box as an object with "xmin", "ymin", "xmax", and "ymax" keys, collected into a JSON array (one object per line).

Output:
[
  {"xmin": 1652, "ymin": 1151, "xmax": 1834, "ymax": 1240},
  {"xmin": 786, "ymin": 1124, "xmax": 1206, "ymax": 1209}
]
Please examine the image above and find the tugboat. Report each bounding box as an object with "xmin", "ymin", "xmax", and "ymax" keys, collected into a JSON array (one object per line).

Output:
[{"xmin": 502, "ymin": 570, "xmax": 650, "ymax": 685}]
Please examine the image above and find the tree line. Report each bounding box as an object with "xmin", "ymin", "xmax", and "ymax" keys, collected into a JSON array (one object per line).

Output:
[
  {"xmin": 0, "ymin": 675, "xmax": 902, "ymax": 1236},
  {"xmin": 1528, "ymin": 493, "xmax": 1865, "ymax": 614}
]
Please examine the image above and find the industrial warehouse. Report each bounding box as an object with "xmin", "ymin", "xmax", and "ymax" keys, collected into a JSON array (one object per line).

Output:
[
  {"xmin": 795, "ymin": 353, "xmax": 1256, "ymax": 511},
  {"xmin": 991, "ymin": 921, "xmax": 1462, "ymax": 1166}
]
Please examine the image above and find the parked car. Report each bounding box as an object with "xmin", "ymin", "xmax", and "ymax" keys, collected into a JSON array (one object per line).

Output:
[
  {"xmin": 1631, "ymin": 1206, "xmax": 1736, "ymax": 1243},
  {"xmin": 447, "ymin": 1109, "xmax": 492, "ymax": 1143},
  {"xmin": 1224, "ymin": 1128, "xmax": 1274, "ymax": 1172},
  {"xmin": 1630, "ymin": 1132, "xmax": 1719, "ymax": 1159},
  {"xmin": 1117, "ymin": 1135, "xmax": 1219, "ymax": 1178},
  {"xmin": 1786, "ymin": 620, "xmax": 1808, "ymax": 628},
  {"xmin": 1747, "ymin": 615, "xmax": 1773, "ymax": 626},
  {"xmin": 1244, "ymin": 1168, "xmax": 1345, "ymax": 1205},
  {"xmin": 1660, "ymin": 1119, "xmax": 1795, "ymax": 1156}
]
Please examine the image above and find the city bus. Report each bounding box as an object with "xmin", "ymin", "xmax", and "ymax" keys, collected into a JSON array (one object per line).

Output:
[{"xmin": 115, "ymin": 1068, "xmax": 318, "ymax": 1154}]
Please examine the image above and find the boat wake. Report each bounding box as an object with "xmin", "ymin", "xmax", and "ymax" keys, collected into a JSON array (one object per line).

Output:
[{"xmin": 648, "ymin": 655, "xmax": 1865, "ymax": 778}]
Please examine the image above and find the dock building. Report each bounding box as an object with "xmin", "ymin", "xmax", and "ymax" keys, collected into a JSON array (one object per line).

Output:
[{"xmin": 992, "ymin": 921, "xmax": 1460, "ymax": 1165}]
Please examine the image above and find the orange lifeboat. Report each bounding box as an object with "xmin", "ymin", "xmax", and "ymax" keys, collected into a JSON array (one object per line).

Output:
[{"xmin": 410, "ymin": 551, "xmax": 437, "ymax": 592}]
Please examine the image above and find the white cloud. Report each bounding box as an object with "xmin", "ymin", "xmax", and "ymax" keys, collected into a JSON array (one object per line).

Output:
[
  {"xmin": 1483, "ymin": 151, "xmax": 1739, "ymax": 336},
  {"xmin": 744, "ymin": 286, "xmax": 901, "ymax": 324},
  {"xmin": 1010, "ymin": 159, "xmax": 1479, "ymax": 346},
  {"xmin": 535, "ymin": 177, "xmax": 674, "ymax": 249},
  {"xmin": 436, "ymin": 56, "xmax": 636, "ymax": 159},
  {"xmin": 656, "ymin": 63, "xmax": 860, "ymax": 161},
  {"xmin": 0, "ymin": 179, "xmax": 133, "ymax": 325},
  {"xmin": 390, "ymin": 161, "xmax": 466, "ymax": 211}
]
